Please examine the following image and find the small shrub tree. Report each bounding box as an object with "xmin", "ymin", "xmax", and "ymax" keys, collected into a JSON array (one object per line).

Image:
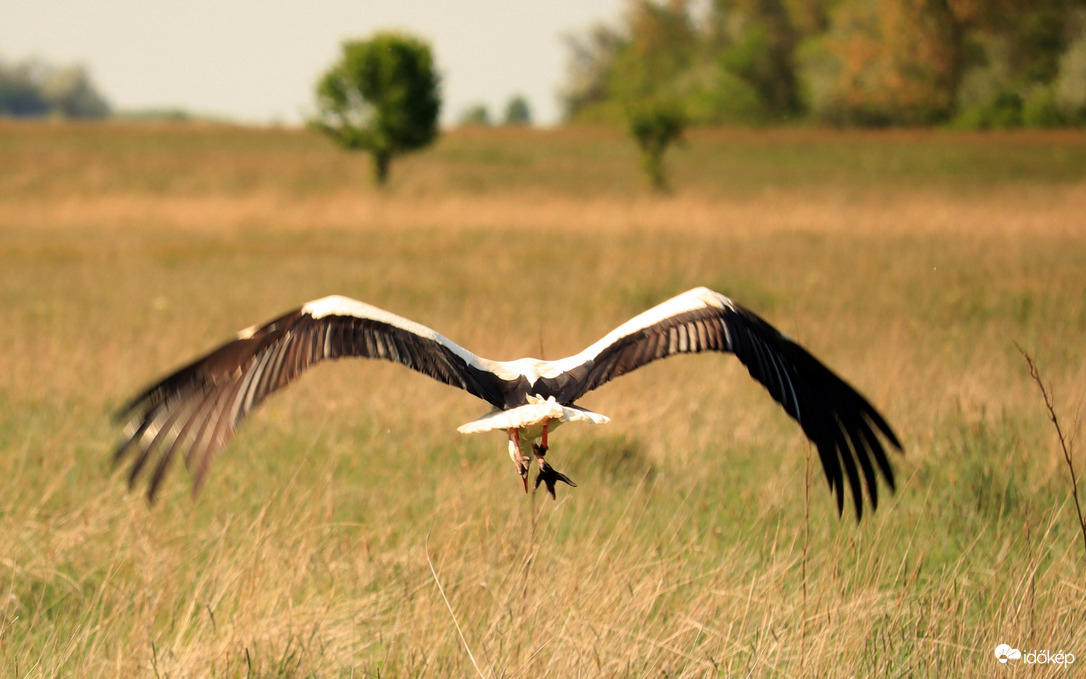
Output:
[
  {"xmin": 626, "ymin": 99, "xmax": 685, "ymax": 192},
  {"xmin": 311, "ymin": 33, "xmax": 441, "ymax": 186},
  {"xmin": 503, "ymin": 95, "xmax": 532, "ymax": 125},
  {"xmin": 458, "ymin": 102, "xmax": 491, "ymax": 127}
]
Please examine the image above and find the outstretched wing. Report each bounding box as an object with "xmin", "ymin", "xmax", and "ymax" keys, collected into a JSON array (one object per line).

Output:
[
  {"xmin": 546, "ymin": 287, "xmax": 902, "ymax": 519},
  {"xmin": 113, "ymin": 295, "xmax": 511, "ymax": 501}
]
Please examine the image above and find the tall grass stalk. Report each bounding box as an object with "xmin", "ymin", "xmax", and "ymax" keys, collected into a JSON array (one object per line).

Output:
[{"xmin": 1017, "ymin": 344, "xmax": 1086, "ymax": 565}]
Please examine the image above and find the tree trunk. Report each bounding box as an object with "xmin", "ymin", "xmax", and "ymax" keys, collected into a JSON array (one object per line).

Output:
[
  {"xmin": 373, "ymin": 149, "xmax": 392, "ymax": 186},
  {"xmin": 639, "ymin": 142, "xmax": 670, "ymax": 193}
]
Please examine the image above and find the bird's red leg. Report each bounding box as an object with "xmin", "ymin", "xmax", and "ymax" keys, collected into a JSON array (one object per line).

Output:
[
  {"xmin": 508, "ymin": 428, "xmax": 529, "ymax": 493},
  {"xmin": 533, "ymin": 419, "xmax": 550, "ymax": 467}
]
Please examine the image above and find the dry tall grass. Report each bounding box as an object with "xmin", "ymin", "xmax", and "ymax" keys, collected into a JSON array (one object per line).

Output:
[{"xmin": 1, "ymin": 123, "xmax": 1085, "ymax": 676}]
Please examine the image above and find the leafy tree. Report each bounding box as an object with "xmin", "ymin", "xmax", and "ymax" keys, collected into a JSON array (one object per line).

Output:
[
  {"xmin": 503, "ymin": 95, "xmax": 532, "ymax": 125},
  {"xmin": 627, "ymin": 98, "xmax": 686, "ymax": 191},
  {"xmin": 611, "ymin": 0, "xmax": 699, "ymax": 103},
  {"xmin": 311, "ymin": 33, "xmax": 441, "ymax": 185},
  {"xmin": 709, "ymin": 0, "xmax": 802, "ymax": 117},
  {"xmin": 560, "ymin": 0, "xmax": 1086, "ymax": 128},
  {"xmin": 0, "ymin": 59, "xmax": 109, "ymax": 118},
  {"xmin": 0, "ymin": 61, "xmax": 48, "ymax": 117},
  {"xmin": 458, "ymin": 102, "xmax": 491, "ymax": 126},
  {"xmin": 559, "ymin": 23, "xmax": 627, "ymax": 119},
  {"xmin": 827, "ymin": 0, "xmax": 962, "ymax": 125},
  {"xmin": 42, "ymin": 66, "xmax": 110, "ymax": 118},
  {"xmin": 562, "ymin": 0, "xmax": 802, "ymax": 124},
  {"xmin": 1056, "ymin": 32, "xmax": 1086, "ymax": 122}
]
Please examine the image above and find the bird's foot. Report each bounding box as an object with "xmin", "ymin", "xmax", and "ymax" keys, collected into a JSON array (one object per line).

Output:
[
  {"xmin": 534, "ymin": 461, "xmax": 576, "ymax": 499},
  {"xmin": 531, "ymin": 443, "xmax": 575, "ymax": 499}
]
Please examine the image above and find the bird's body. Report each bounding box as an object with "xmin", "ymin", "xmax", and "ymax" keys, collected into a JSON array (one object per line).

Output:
[
  {"xmin": 114, "ymin": 287, "xmax": 903, "ymax": 517},
  {"xmin": 456, "ymin": 394, "xmax": 608, "ymax": 439}
]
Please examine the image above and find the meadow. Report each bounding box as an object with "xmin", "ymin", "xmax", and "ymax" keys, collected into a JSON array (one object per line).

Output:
[{"xmin": 1, "ymin": 121, "xmax": 1085, "ymax": 677}]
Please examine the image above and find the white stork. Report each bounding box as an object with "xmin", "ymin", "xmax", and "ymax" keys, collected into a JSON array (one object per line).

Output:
[{"xmin": 114, "ymin": 287, "xmax": 902, "ymax": 518}]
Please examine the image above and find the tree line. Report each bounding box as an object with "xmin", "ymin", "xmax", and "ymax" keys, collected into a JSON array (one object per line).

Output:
[
  {"xmin": 0, "ymin": 58, "xmax": 110, "ymax": 119},
  {"xmin": 457, "ymin": 95, "xmax": 533, "ymax": 127},
  {"xmin": 560, "ymin": 0, "xmax": 1086, "ymax": 129}
]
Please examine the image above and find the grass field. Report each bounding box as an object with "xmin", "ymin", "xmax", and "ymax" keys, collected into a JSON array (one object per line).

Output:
[{"xmin": 1, "ymin": 121, "xmax": 1085, "ymax": 677}]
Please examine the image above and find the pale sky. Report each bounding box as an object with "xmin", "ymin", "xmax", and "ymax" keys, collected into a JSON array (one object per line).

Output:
[{"xmin": 1, "ymin": 0, "xmax": 626, "ymax": 126}]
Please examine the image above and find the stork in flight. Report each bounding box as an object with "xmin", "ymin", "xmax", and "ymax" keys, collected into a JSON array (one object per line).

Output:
[{"xmin": 114, "ymin": 287, "xmax": 902, "ymax": 517}]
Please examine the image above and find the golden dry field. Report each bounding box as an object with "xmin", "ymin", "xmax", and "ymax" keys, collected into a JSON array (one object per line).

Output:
[{"xmin": 1, "ymin": 122, "xmax": 1085, "ymax": 677}]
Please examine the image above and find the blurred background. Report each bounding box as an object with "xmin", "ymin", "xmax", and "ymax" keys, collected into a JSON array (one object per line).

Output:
[{"xmin": 4, "ymin": 0, "xmax": 1086, "ymax": 128}]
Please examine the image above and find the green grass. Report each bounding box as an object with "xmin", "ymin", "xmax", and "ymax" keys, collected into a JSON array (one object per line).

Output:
[{"xmin": 1, "ymin": 122, "xmax": 1085, "ymax": 676}]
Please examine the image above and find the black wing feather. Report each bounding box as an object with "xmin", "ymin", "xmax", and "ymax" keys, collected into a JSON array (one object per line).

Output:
[
  {"xmin": 114, "ymin": 306, "xmax": 510, "ymax": 501},
  {"xmin": 554, "ymin": 298, "xmax": 902, "ymax": 519}
]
